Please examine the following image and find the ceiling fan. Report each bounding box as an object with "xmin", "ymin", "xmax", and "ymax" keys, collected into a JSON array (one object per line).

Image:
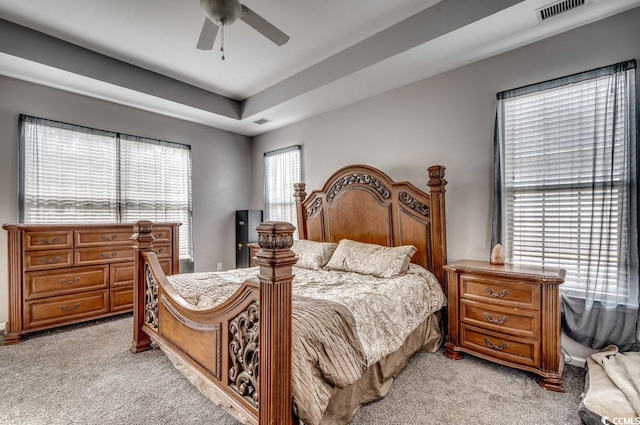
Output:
[{"xmin": 197, "ymin": 0, "xmax": 290, "ymax": 60}]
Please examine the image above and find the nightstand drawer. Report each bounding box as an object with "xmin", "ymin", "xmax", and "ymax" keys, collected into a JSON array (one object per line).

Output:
[
  {"xmin": 460, "ymin": 274, "xmax": 540, "ymax": 310},
  {"xmin": 460, "ymin": 325, "xmax": 540, "ymax": 368},
  {"xmin": 460, "ymin": 299, "xmax": 540, "ymax": 339}
]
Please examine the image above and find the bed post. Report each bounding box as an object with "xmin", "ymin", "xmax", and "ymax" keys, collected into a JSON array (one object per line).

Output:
[
  {"xmin": 427, "ymin": 165, "xmax": 448, "ymax": 291},
  {"xmin": 253, "ymin": 221, "xmax": 297, "ymax": 425},
  {"xmin": 294, "ymin": 183, "xmax": 307, "ymax": 239},
  {"xmin": 130, "ymin": 220, "xmax": 155, "ymax": 353}
]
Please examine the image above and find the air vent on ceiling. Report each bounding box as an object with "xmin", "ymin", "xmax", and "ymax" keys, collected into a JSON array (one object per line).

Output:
[
  {"xmin": 254, "ymin": 118, "xmax": 270, "ymax": 125},
  {"xmin": 536, "ymin": 0, "xmax": 587, "ymax": 21}
]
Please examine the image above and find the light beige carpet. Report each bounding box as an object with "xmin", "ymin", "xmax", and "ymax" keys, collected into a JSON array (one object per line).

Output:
[{"xmin": 0, "ymin": 316, "xmax": 584, "ymax": 424}]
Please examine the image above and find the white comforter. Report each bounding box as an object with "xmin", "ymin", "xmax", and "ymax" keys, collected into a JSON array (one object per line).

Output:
[{"xmin": 167, "ymin": 263, "xmax": 446, "ymax": 365}]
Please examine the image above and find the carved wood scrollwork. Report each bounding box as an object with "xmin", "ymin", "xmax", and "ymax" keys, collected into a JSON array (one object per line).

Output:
[
  {"xmin": 327, "ymin": 173, "xmax": 391, "ymax": 202},
  {"xmin": 399, "ymin": 192, "xmax": 430, "ymax": 217},
  {"xmin": 306, "ymin": 198, "xmax": 322, "ymax": 218},
  {"xmin": 144, "ymin": 263, "xmax": 159, "ymax": 330},
  {"xmin": 229, "ymin": 301, "xmax": 259, "ymax": 407},
  {"xmin": 258, "ymin": 233, "xmax": 294, "ymax": 250}
]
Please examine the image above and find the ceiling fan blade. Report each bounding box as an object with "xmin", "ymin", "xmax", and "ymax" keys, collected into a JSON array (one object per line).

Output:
[
  {"xmin": 196, "ymin": 17, "xmax": 219, "ymax": 50},
  {"xmin": 240, "ymin": 5, "xmax": 289, "ymax": 46}
]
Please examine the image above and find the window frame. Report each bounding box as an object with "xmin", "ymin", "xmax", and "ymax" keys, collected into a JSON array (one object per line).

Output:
[
  {"xmin": 18, "ymin": 114, "xmax": 194, "ymax": 267},
  {"xmin": 263, "ymin": 145, "xmax": 302, "ymax": 234},
  {"xmin": 493, "ymin": 61, "xmax": 638, "ymax": 306}
]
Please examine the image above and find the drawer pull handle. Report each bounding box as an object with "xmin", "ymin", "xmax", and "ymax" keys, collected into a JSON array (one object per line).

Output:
[
  {"xmin": 101, "ymin": 234, "xmax": 118, "ymax": 241},
  {"xmin": 155, "ymin": 248, "xmax": 164, "ymax": 253},
  {"xmin": 484, "ymin": 287, "xmax": 509, "ymax": 298},
  {"xmin": 39, "ymin": 256, "xmax": 60, "ymax": 264},
  {"xmin": 60, "ymin": 303, "xmax": 81, "ymax": 312},
  {"xmin": 156, "ymin": 232, "xmax": 164, "ymax": 238},
  {"xmin": 484, "ymin": 338, "xmax": 508, "ymax": 351},
  {"xmin": 101, "ymin": 252, "xmax": 118, "ymax": 259},
  {"xmin": 38, "ymin": 237, "xmax": 60, "ymax": 245},
  {"xmin": 59, "ymin": 277, "xmax": 81, "ymax": 285},
  {"xmin": 484, "ymin": 313, "xmax": 509, "ymax": 325}
]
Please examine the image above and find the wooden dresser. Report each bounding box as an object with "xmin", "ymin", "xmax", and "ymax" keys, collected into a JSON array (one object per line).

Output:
[
  {"xmin": 443, "ymin": 260, "xmax": 566, "ymax": 391},
  {"xmin": 3, "ymin": 222, "xmax": 180, "ymax": 345}
]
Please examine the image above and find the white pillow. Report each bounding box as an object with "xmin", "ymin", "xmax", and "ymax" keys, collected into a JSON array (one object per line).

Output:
[
  {"xmin": 291, "ymin": 239, "xmax": 338, "ymax": 270},
  {"xmin": 325, "ymin": 239, "xmax": 417, "ymax": 278}
]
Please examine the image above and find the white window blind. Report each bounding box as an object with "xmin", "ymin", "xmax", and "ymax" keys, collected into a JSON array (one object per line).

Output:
[
  {"xmin": 119, "ymin": 135, "xmax": 193, "ymax": 262},
  {"xmin": 498, "ymin": 65, "xmax": 636, "ymax": 305},
  {"xmin": 21, "ymin": 119, "xmax": 119, "ymax": 223},
  {"xmin": 19, "ymin": 115, "xmax": 193, "ymax": 264},
  {"xmin": 264, "ymin": 146, "xmax": 301, "ymax": 232}
]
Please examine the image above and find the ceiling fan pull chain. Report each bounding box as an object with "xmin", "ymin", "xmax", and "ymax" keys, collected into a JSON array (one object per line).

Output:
[{"xmin": 220, "ymin": 23, "xmax": 225, "ymax": 60}]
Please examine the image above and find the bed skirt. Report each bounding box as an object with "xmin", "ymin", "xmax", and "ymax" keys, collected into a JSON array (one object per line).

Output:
[{"xmin": 160, "ymin": 311, "xmax": 442, "ymax": 425}]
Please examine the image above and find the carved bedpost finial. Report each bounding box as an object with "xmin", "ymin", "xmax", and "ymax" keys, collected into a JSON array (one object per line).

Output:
[
  {"xmin": 253, "ymin": 221, "xmax": 297, "ymax": 425},
  {"xmin": 131, "ymin": 220, "xmax": 155, "ymax": 244},
  {"xmin": 256, "ymin": 221, "xmax": 295, "ymax": 251},
  {"xmin": 427, "ymin": 165, "xmax": 447, "ymax": 192},
  {"xmin": 293, "ymin": 182, "xmax": 307, "ymax": 202}
]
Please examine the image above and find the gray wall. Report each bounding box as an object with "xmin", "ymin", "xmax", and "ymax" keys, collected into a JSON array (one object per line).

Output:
[
  {"xmin": 250, "ymin": 8, "xmax": 640, "ymax": 363},
  {"xmin": 0, "ymin": 76, "xmax": 251, "ymax": 326},
  {"xmin": 251, "ymin": 7, "xmax": 640, "ymax": 264}
]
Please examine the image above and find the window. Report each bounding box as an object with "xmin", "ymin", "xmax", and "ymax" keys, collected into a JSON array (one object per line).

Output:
[
  {"xmin": 19, "ymin": 115, "xmax": 193, "ymax": 268},
  {"xmin": 263, "ymin": 146, "xmax": 301, "ymax": 233},
  {"xmin": 493, "ymin": 61, "xmax": 637, "ymax": 307}
]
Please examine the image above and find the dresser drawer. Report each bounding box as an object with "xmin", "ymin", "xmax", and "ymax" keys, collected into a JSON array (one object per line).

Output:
[
  {"xmin": 24, "ymin": 249, "xmax": 74, "ymax": 271},
  {"xmin": 158, "ymin": 257, "xmax": 172, "ymax": 275},
  {"xmin": 110, "ymin": 262, "xmax": 134, "ymax": 287},
  {"xmin": 110, "ymin": 287, "xmax": 133, "ymax": 312},
  {"xmin": 460, "ymin": 274, "xmax": 540, "ymax": 310},
  {"xmin": 75, "ymin": 246, "xmax": 134, "ymax": 265},
  {"xmin": 151, "ymin": 242, "xmax": 172, "ymax": 258},
  {"xmin": 75, "ymin": 228, "xmax": 133, "ymax": 247},
  {"xmin": 24, "ymin": 266, "xmax": 109, "ymax": 300},
  {"xmin": 460, "ymin": 325, "xmax": 540, "ymax": 368},
  {"xmin": 460, "ymin": 299, "xmax": 540, "ymax": 339},
  {"xmin": 24, "ymin": 231, "xmax": 73, "ymax": 251},
  {"xmin": 152, "ymin": 226, "xmax": 173, "ymax": 242},
  {"xmin": 24, "ymin": 290, "xmax": 109, "ymax": 329}
]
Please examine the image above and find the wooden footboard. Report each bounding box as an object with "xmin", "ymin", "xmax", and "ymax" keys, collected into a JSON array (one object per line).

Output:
[{"xmin": 130, "ymin": 220, "xmax": 297, "ymax": 425}]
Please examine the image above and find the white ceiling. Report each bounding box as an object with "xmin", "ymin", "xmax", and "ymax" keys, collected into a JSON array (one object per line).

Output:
[{"xmin": 0, "ymin": 0, "xmax": 639, "ymax": 136}]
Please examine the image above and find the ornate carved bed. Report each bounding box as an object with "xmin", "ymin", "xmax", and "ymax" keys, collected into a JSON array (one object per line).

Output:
[{"xmin": 130, "ymin": 164, "xmax": 448, "ymax": 425}]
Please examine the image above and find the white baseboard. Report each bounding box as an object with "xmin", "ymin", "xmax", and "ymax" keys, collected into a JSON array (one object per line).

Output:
[
  {"xmin": 565, "ymin": 354, "xmax": 587, "ymax": 368},
  {"xmin": 0, "ymin": 322, "xmax": 5, "ymax": 333}
]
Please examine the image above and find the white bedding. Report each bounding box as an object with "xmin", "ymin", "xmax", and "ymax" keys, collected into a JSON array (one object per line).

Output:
[{"xmin": 167, "ymin": 263, "xmax": 446, "ymax": 365}]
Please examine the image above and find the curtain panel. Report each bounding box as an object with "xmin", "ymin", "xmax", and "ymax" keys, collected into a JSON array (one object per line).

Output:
[{"xmin": 491, "ymin": 60, "xmax": 639, "ymax": 351}]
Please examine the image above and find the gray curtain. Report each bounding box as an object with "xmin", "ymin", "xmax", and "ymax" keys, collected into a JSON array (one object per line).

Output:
[{"xmin": 492, "ymin": 60, "xmax": 639, "ymax": 351}]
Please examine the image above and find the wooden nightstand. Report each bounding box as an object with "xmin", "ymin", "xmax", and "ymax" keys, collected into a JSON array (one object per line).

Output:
[{"xmin": 443, "ymin": 260, "xmax": 566, "ymax": 391}]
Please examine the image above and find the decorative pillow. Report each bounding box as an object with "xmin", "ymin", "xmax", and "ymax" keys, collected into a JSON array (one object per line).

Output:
[
  {"xmin": 325, "ymin": 239, "xmax": 417, "ymax": 278},
  {"xmin": 291, "ymin": 239, "xmax": 338, "ymax": 270}
]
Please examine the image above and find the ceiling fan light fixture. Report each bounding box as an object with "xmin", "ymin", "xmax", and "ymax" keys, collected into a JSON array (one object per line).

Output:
[
  {"xmin": 196, "ymin": 0, "xmax": 290, "ymax": 59},
  {"xmin": 200, "ymin": 0, "xmax": 241, "ymax": 26}
]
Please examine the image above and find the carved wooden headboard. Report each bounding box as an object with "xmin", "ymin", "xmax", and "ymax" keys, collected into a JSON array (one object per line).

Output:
[{"xmin": 294, "ymin": 164, "xmax": 448, "ymax": 286}]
